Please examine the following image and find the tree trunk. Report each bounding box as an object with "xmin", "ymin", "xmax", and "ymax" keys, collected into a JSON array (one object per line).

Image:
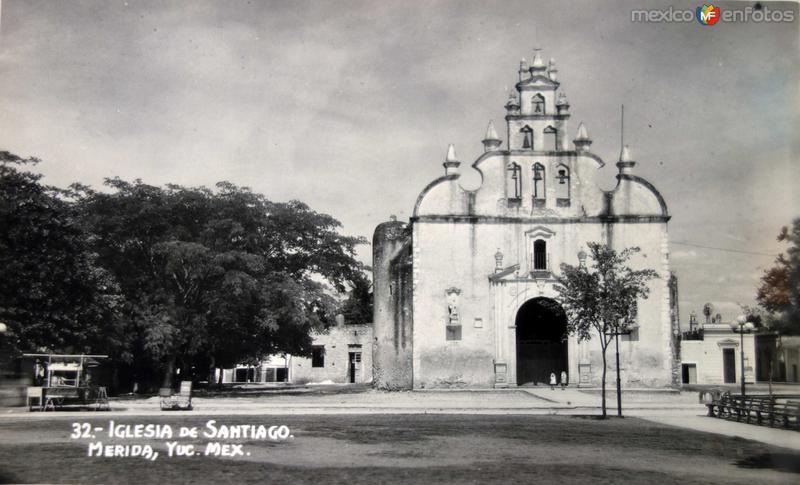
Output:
[
  {"xmin": 111, "ymin": 363, "xmax": 119, "ymax": 396},
  {"xmin": 601, "ymin": 348, "xmax": 608, "ymax": 418},
  {"xmin": 162, "ymin": 358, "xmax": 175, "ymax": 389},
  {"xmin": 207, "ymin": 356, "xmax": 216, "ymax": 388}
]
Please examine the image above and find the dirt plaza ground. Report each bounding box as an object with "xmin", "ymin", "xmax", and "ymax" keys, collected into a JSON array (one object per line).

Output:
[
  {"xmin": 2, "ymin": 386, "xmax": 800, "ymax": 484},
  {"xmin": 0, "ymin": 413, "xmax": 799, "ymax": 484}
]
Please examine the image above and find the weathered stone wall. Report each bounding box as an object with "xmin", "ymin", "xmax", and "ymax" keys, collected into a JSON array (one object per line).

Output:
[
  {"xmin": 410, "ymin": 218, "xmax": 672, "ymax": 389},
  {"xmin": 669, "ymin": 273, "xmax": 682, "ymax": 386},
  {"xmin": 291, "ymin": 323, "xmax": 373, "ymax": 384},
  {"xmin": 372, "ymin": 220, "xmax": 413, "ymax": 389}
]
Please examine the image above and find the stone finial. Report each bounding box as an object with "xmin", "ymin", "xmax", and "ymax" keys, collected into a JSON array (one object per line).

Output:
[
  {"xmin": 494, "ymin": 248, "xmax": 504, "ymax": 272},
  {"xmin": 446, "ymin": 144, "xmax": 457, "ymax": 162},
  {"xmin": 573, "ymin": 122, "xmax": 592, "ymax": 151},
  {"xmin": 519, "ymin": 58, "xmax": 529, "ymax": 82},
  {"xmin": 617, "ymin": 145, "xmax": 636, "ymax": 174},
  {"xmin": 576, "ymin": 122, "xmax": 590, "ymax": 140},
  {"xmin": 443, "ymin": 143, "xmax": 460, "ymax": 175},
  {"xmin": 484, "ymin": 120, "xmax": 500, "ymax": 141},
  {"xmin": 482, "ymin": 120, "xmax": 502, "ymax": 152},
  {"xmin": 530, "ymin": 48, "xmax": 546, "ymax": 71},
  {"xmin": 620, "ymin": 145, "xmax": 632, "ymax": 162},
  {"xmin": 505, "ymin": 91, "xmax": 520, "ymax": 112}
]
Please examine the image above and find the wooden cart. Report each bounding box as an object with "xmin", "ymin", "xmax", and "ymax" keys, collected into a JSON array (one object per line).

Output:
[{"xmin": 23, "ymin": 353, "xmax": 110, "ymax": 411}]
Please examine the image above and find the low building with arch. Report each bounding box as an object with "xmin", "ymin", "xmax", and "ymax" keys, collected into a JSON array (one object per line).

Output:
[{"xmin": 373, "ymin": 49, "xmax": 676, "ymax": 389}]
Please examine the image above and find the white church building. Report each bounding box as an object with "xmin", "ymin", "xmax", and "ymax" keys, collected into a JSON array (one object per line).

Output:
[{"xmin": 373, "ymin": 49, "xmax": 677, "ymax": 389}]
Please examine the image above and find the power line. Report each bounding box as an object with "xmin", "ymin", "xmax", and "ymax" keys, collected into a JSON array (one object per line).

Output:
[{"xmin": 671, "ymin": 241, "xmax": 778, "ymax": 257}]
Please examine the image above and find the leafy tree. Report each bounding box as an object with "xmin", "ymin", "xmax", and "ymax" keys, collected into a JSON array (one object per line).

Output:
[
  {"xmin": 555, "ymin": 243, "xmax": 658, "ymax": 417},
  {"xmin": 749, "ymin": 219, "xmax": 800, "ymax": 386},
  {"xmin": 78, "ymin": 178, "xmax": 367, "ymax": 389},
  {"xmin": 0, "ymin": 152, "xmax": 124, "ymax": 363},
  {"xmin": 339, "ymin": 274, "xmax": 373, "ymax": 325},
  {"xmin": 756, "ymin": 219, "xmax": 800, "ymax": 336}
]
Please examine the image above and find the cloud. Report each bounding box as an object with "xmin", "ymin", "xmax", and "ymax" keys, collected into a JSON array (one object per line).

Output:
[
  {"xmin": 707, "ymin": 301, "xmax": 747, "ymax": 321},
  {"xmin": 0, "ymin": 0, "xmax": 796, "ymax": 279},
  {"xmin": 671, "ymin": 249, "xmax": 697, "ymax": 259}
]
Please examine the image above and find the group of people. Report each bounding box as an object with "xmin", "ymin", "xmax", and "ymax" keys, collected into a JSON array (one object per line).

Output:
[{"xmin": 549, "ymin": 371, "xmax": 568, "ymax": 390}]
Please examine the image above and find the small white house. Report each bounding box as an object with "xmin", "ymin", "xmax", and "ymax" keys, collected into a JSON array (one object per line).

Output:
[
  {"xmin": 680, "ymin": 322, "xmax": 756, "ymax": 385},
  {"xmin": 218, "ymin": 354, "xmax": 290, "ymax": 384}
]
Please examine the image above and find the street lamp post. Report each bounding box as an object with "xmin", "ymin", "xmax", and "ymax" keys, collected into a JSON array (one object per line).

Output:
[{"xmin": 730, "ymin": 315, "xmax": 755, "ymax": 396}]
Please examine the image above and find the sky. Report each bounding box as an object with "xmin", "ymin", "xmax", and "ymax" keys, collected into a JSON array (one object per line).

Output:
[{"xmin": 0, "ymin": 0, "xmax": 797, "ymax": 327}]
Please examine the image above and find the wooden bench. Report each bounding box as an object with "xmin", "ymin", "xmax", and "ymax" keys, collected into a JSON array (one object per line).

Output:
[
  {"xmin": 736, "ymin": 396, "xmax": 773, "ymax": 424},
  {"xmin": 729, "ymin": 396, "xmax": 754, "ymax": 422},
  {"xmin": 159, "ymin": 381, "xmax": 193, "ymax": 411},
  {"xmin": 747, "ymin": 397, "xmax": 775, "ymax": 425},
  {"xmin": 706, "ymin": 392, "xmax": 734, "ymax": 418},
  {"xmin": 772, "ymin": 401, "xmax": 800, "ymax": 430},
  {"xmin": 707, "ymin": 393, "xmax": 800, "ymax": 431}
]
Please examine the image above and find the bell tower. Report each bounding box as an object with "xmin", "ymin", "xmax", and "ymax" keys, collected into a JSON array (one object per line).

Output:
[{"xmin": 505, "ymin": 48, "xmax": 570, "ymax": 152}]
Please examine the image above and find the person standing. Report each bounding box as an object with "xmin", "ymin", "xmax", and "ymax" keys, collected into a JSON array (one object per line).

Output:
[
  {"xmin": 549, "ymin": 372, "xmax": 556, "ymax": 390},
  {"xmin": 560, "ymin": 370, "xmax": 568, "ymax": 390}
]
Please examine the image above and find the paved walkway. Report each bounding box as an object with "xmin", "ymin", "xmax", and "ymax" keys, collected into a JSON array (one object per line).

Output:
[
  {"xmin": 642, "ymin": 414, "xmax": 800, "ymax": 450},
  {"xmin": 3, "ymin": 386, "xmax": 798, "ymax": 450}
]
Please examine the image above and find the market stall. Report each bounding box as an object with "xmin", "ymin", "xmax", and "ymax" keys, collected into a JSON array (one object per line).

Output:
[{"xmin": 23, "ymin": 353, "xmax": 110, "ymax": 411}]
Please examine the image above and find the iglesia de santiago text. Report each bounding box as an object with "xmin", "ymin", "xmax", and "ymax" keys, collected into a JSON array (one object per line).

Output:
[{"xmin": 373, "ymin": 49, "xmax": 677, "ymax": 389}]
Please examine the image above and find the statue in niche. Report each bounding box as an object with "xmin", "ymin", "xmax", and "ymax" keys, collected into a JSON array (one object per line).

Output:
[{"xmin": 445, "ymin": 287, "xmax": 461, "ymax": 325}]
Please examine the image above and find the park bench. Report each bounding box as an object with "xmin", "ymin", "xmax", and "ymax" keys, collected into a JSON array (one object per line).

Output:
[
  {"xmin": 772, "ymin": 401, "xmax": 800, "ymax": 430},
  {"xmin": 729, "ymin": 395, "xmax": 753, "ymax": 422},
  {"xmin": 746, "ymin": 397, "xmax": 775, "ymax": 425},
  {"xmin": 734, "ymin": 396, "xmax": 773, "ymax": 424},
  {"xmin": 706, "ymin": 391, "xmax": 733, "ymax": 418},
  {"xmin": 159, "ymin": 381, "xmax": 193, "ymax": 411},
  {"xmin": 706, "ymin": 392, "xmax": 800, "ymax": 431},
  {"xmin": 728, "ymin": 396, "xmax": 748, "ymax": 422}
]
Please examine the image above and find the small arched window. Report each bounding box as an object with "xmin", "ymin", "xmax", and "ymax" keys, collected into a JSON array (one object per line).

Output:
[
  {"xmin": 533, "ymin": 239, "xmax": 547, "ymax": 270},
  {"xmin": 507, "ymin": 162, "xmax": 522, "ymax": 200},
  {"xmin": 520, "ymin": 126, "xmax": 533, "ymax": 149},
  {"xmin": 533, "ymin": 162, "xmax": 545, "ymax": 207},
  {"xmin": 532, "ymin": 94, "xmax": 545, "ymax": 114},
  {"xmin": 556, "ymin": 164, "xmax": 570, "ymax": 207},
  {"xmin": 543, "ymin": 125, "xmax": 558, "ymax": 151}
]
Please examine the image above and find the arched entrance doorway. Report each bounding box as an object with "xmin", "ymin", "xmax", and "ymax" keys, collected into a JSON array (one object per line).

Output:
[{"xmin": 515, "ymin": 297, "xmax": 568, "ymax": 385}]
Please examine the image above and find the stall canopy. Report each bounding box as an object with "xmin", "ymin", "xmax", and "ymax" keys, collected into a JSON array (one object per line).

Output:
[{"xmin": 22, "ymin": 353, "xmax": 108, "ymax": 388}]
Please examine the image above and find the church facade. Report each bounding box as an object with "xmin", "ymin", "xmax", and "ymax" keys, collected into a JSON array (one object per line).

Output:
[{"xmin": 373, "ymin": 50, "xmax": 676, "ymax": 389}]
